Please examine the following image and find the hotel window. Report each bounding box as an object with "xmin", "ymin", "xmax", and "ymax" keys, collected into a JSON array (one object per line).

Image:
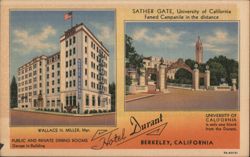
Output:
[
  {"xmin": 52, "ymin": 100, "xmax": 55, "ymax": 107},
  {"xmin": 85, "ymin": 36, "xmax": 87, "ymax": 42},
  {"xmin": 47, "ymin": 67, "xmax": 49, "ymax": 71},
  {"xmin": 52, "ymin": 88, "xmax": 54, "ymax": 93},
  {"xmin": 69, "ymin": 60, "xmax": 72, "ymax": 66},
  {"xmin": 52, "ymin": 80, "xmax": 54, "ymax": 85},
  {"xmin": 66, "ymin": 61, "xmax": 68, "ymax": 67},
  {"xmin": 52, "ymin": 65, "xmax": 54, "ymax": 70},
  {"xmin": 73, "ymin": 58, "xmax": 76, "ymax": 65},
  {"xmin": 70, "ymin": 38, "xmax": 72, "ymax": 45},
  {"xmin": 66, "ymin": 51, "xmax": 68, "ymax": 57},
  {"xmin": 57, "ymin": 87, "xmax": 60, "ymax": 92},
  {"xmin": 47, "ymin": 74, "xmax": 49, "ymax": 79},
  {"xmin": 73, "ymin": 80, "xmax": 76, "ymax": 87},
  {"xmin": 85, "ymin": 69, "xmax": 87, "ymax": 75},
  {"xmin": 73, "ymin": 47, "xmax": 75, "ymax": 54},
  {"xmin": 57, "ymin": 79, "xmax": 60, "ymax": 84},
  {"xmin": 98, "ymin": 96, "xmax": 100, "ymax": 106},
  {"xmin": 69, "ymin": 96, "xmax": 72, "ymax": 106},
  {"xmin": 66, "ymin": 40, "xmax": 68, "ymax": 47},
  {"xmin": 39, "ymin": 83, "xmax": 42, "ymax": 87},
  {"xmin": 85, "ymin": 47, "xmax": 87, "ymax": 54},
  {"xmin": 70, "ymin": 49, "xmax": 72, "ymax": 56},
  {"xmin": 92, "ymin": 96, "xmax": 95, "ymax": 106},
  {"xmin": 52, "ymin": 72, "xmax": 54, "ymax": 78},
  {"xmin": 69, "ymin": 70, "xmax": 72, "ymax": 77},
  {"xmin": 39, "ymin": 75, "xmax": 42, "ymax": 80},
  {"xmin": 73, "ymin": 96, "xmax": 76, "ymax": 106},
  {"xmin": 47, "ymin": 82, "xmax": 49, "ymax": 86},
  {"xmin": 66, "ymin": 71, "xmax": 68, "ymax": 78},
  {"xmin": 85, "ymin": 80, "xmax": 87, "ymax": 86},
  {"xmin": 73, "ymin": 36, "xmax": 76, "ymax": 43},
  {"xmin": 66, "ymin": 96, "xmax": 69, "ymax": 106},
  {"xmin": 85, "ymin": 58, "xmax": 87, "ymax": 64},
  {"xmin": 66, "ymin": 82, "xmax": 68, "ymax": 88},
  {"xmin": 69, "ymin": 81, "xmax": 72, "ymax": 87},
  {"xmin": 86, "ymin": 95, "xmax": 89, "ymax": 106},
  {"xmin": 57, "ymin": 71, "xmax": 60, "ymax": 76},
  {"xmin": 73, "ymin": 69, "xmax": 76, "ymax": 76},
  {"xmin": 57, "ymin": 62, "xmax": 60, "ymax": 68},
  {"xmin": 33, "ymin": 64, "xmax": 36, "ymax": 68},
  {"xmin": 40, "ymin": 68, "xmax": 42, "ymax": 73}
]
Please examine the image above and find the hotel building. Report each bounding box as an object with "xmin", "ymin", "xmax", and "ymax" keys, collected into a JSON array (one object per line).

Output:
[{"xmin": 17, "ymin": 23, "xmax": 111, "ymax": 114}]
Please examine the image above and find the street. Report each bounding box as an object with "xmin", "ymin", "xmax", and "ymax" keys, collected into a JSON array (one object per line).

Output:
[
  {"xmin": 126, "ymin": 88, "xmax": 239, "ymax": 111},
  {"xmin": 10, "ymin": 110, "xmax": 116, "ymax": 126}
]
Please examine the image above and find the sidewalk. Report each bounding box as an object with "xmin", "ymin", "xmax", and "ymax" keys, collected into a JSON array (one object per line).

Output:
[
  {"xmin": 125, "ymin": 93, "xmax": 156, "ymax": 102},
  {"xmin": 12, "ymin": 108, "xmax": 114, "ymax": 117}
]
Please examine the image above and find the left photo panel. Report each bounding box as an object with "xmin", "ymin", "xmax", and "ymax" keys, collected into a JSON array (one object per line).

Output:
[{"xmin": 10, "ymin": 10, "xmax": 116, "ymax": 126}]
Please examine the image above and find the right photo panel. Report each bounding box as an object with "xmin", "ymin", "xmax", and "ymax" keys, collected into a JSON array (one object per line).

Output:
[{"xmin": 125, "ymin": 22, "xmax": 239, "ymax": 111}]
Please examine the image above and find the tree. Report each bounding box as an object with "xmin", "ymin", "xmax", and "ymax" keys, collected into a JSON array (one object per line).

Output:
[
  {"xmin": 126, "ymin": 75, "xmax": 132, "ymax": 86},
  {"xmin": 10, "ymin": 76, "xmax": 18, "ymax": 108},
  {"xmin": 109, "ymin": 82, "xmax": 116, "ymax": 112},
  {"xmin": 207, "ymin": 61, "xmax": 227, "ymax": 85},
  {"xmin": 175, "ymin": 69, "xmax": 192, "ymax": 84},
  {"xmin": 125, "ymin": 34, "xmax": 144, "ymax": 70},
  {"xmin": 207, "ymin": 55, "xmax": 238, "ymax": 86},
  {"xmin": 185, "ymin": 59, "xmax": 196, "ymax": 70}
]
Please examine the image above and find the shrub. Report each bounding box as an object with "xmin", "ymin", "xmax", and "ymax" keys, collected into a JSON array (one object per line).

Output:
[
  {"xmin": 98, "ymin": 109, "xmax": 103, "ymax": 113},
  {"xmin": 84, "ymin": 110, "xmax": 89, "ymax": 114},
  {"xmin": 72, "ymin": 111, "xmax": 77, "ymax": 114},
  {"xmin": 103, "ymin": 110, "xmax": 107, "ymax": 113},
  {"xmin": 55, "ymin": 108, "xmax": 59, "ymax": 112},
  {"xmin": 51, "ymin": 108, "xmax": 54, "ymax": 112},
  {"xmin": 108, "ymin": 110, "xmax": 111, "ymax": 112},
  {"xmin": 92, "ymin": 109, "xmax": 97, "ymax": 113}
]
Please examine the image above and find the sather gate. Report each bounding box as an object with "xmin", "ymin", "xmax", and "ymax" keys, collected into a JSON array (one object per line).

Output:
[{"xmin": 139, "ymin": 58, "xmax": 210, "ymax": 92}]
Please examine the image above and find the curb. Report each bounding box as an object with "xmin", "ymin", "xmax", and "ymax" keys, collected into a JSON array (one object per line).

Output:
[
  {"xmin": 12, "ymin": 109, "xmax": 115, "ymax": 117},
  {"xmin": 125, "ymin": 94, "xmax": 156, "ymax": 102}
]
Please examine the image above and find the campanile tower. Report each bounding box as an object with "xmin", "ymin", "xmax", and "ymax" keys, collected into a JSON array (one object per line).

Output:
[{"xmin": 195, "ymin": 36, "xmax": 203, "ymax": 64}]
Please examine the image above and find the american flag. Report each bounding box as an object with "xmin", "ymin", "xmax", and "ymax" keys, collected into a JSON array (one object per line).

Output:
[{"xmin": 64, "ymin": 12, "xmax": 72, "ymax": 21}]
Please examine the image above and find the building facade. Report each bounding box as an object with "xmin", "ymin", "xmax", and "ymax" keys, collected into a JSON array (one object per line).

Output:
[
  {"xmin": 195, "ymin": 36, "xmax": 203, "ymax": 64},
  {"xmin": 143, "ymin": 56, "xmax": 177, "ymax": 79},
  {"xmin": 17, "ymin": 23, "xmax": 111, "ymax": 114}
]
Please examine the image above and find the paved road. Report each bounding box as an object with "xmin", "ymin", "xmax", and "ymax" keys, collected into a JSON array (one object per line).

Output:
[
  {"xmin": 126, "ymin": 88, "xmax": 239, "ymax": 111},
  {"xmin": 11, "ymin": 110, "xmax": 115, "ymax": 126}
]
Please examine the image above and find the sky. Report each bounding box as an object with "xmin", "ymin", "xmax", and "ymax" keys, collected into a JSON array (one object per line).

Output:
[
  {"xmin": 125, "ymin": 22, "xmax": 238, "ymax": 62},
  {"xmin": 10, "ymin": 11, "xmax": 115, "ymax": 83}
]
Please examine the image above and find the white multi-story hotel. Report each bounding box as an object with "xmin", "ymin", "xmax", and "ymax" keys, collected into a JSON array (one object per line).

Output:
[{"xmin": 17, "ymin": 23, "xmax": 111, "ymax": 114}]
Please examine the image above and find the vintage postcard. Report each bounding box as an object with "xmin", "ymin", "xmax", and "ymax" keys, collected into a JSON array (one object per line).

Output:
[{"xmin": 0, "ymin": 0, "xmax": 249, "ymax": 156}]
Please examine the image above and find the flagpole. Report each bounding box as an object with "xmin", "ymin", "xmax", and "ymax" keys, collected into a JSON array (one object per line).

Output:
[{"xmin": 71, "ymin": 12, "xmax": 73, "ymax": 28}]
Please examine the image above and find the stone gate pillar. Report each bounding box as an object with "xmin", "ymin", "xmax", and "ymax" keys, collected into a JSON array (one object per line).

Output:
[
  {"xmin": 192, "ymin": 64, "xmax": 199, "ymax": 90},
  {"xmin": 129, "ymin": 70, "xmax": 137, "ymax": 85},
  {"xmin": 128, "ymin": 70, "xmax": 137, "ymax": 94},
  {"xmin": 139, "ymin": 68, "xmax": 145, "ymax": 86},
  {"xmin": 232, "ymin": 78, "xmax": 237, "ymax": 91},
  {"xmin": 204, "ymin": 69, "xmax": 210, "ymax": 89},
  {"xmin": 159, "ymin": 64, "xmax": 167, "ymax": 93}
]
